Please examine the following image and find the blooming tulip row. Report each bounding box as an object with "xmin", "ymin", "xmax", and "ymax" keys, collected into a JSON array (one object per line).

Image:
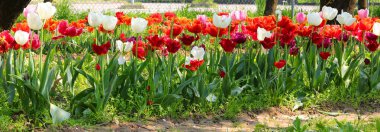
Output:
[{"xmin": 1, "ymin": 2, "xmax": 380, "ymax": 124}]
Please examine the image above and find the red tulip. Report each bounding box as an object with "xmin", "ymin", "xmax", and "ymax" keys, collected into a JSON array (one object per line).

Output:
[
  {"xmin": 231, "ymin": 32, "xmax": 247, "ymax": 44},
  {"xmin": 95, "ymin": 64, "xmax": 101, "ymax": 71},
  {"xmin": 92, "ymin": 41, "xmax": 111, "ymax": 56},
  {"xmin": 186, "ymin": 20, "xmax": 203, "ymax": 34},
  {"xmin": 319, "ymin": 51, "xmax": 331, "ymax": 60},
  {"xmin": 146, "ymin": 35, "xmax": 165, "ymax": 50},
  {"xmin": 0, "ymin": 31, "xmax": 15, "ymax": 54},
  {"xmin": 165, "ymin": 24, "xmax": 183, "ymax": 37},
  {"xmin": 219, "ymin": 70, "xmax": 226, "ymax": 78},
  {"xmin": 165, "ymin": 38, "xmax": 181, "ymax": 54},
  {"xmin": 364, "ymin": 58, "xmax": 371, "ymax": 65},
  {"xmin": 365, "ymin": 41, "xmax": 379, "ymax": 52},
  {"xmin": 219, "ymin": 39, "xmax": 237, "ymax": 53},
  {"xmin": 132, "ymin": 40, "xmax": 148, "ymax": 60},
  {"xmin": 164, "ymin": 12, "xmax": 176, "ymax": 19},
  {"xmin": 274, "ymin": 60, "xmax": 286, "ymax": 69},
  {"xmin": 184, "ymin": 59, "xmax": 204, "ymax": 71},
  {"xmin": 179, "ymin": 34, "xmax": 196, "ymax": 46},
  {"xmin": 58, "ymin": 20, "xmax": 83, "ymax": 37},
  {"xmin": 260, "ymin": 36, "xmax": 275, "ymax": 49}
]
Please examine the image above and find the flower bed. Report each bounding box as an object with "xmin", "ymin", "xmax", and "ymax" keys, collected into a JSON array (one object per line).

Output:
[{"xmin": 1, "ymin": 2, "xmax": 380, "ymax": 129}]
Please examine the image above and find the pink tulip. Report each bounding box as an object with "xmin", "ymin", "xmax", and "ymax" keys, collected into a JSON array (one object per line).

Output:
[
  {"xmin": 231, "ymin": 11, "xmax": 247, "ymax": 21},
  {"xmin": 358, "ymin": 9, "xmax": 369, "ymax": 19},
  {"xmin": 196, "ymin": 15, "xmax": 207, "ymax": 24},
  {"xmin": 296, "ymin": 12, "xmax": 306, "ymax": 24},
  {"xmin": 23, "ymin": 6, "xmax": 35, "ymax": 17}
]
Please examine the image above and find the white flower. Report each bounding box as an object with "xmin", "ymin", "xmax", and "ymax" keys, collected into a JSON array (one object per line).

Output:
[
  {"xmin": 116, "ymin": 40, "xmax": 133, "ymax": 53},
  {"xmin": 102, "ymin": 15, "xmax": 118, "ymax": 31},
  {"xmin": 191, "ymin": 46, "xmax": 205, "ymax": 60},
  {"xmin": 322, "ymin": 6, "xmax": 338, "ymax": 20},
  {"xmin": 307, "ymin": 12, "xmax": 323, "ymax": 26},
  {"xmin": 275, "ymin": 10, "xmax": 282, "ymax": 21},
  {"xmin": 336, "ymin": 11, "xmax": 356, "ymax": 26},
  {"xmin": 118, "ymin": 55, "xmax": 126, "ymax": 65},
  {"xmin": 212, "ymin": 13, "xmax": 232, "ymax": 28},
  {"xmin": 27, "ymin": 12, "xmax": 43, "ymax": 30},
  {"xmin": 14, "ymin": 30, "xmax": 29, "ymax": 46},
  {"xmin": 36, "ymin": 2, "xmax": 56, "ymax": 19},
  {"xmin": 131, "ymin": 17, "xmax": 148, "ymax": 33},
  {"xmin": 257, "ymin": 27, "xmax": 272, "ymax": 41},
  {"xmin": 206, "ymin": 94, "xmax": 217, "ymax": 102},
  {"xmin": 88, "ymin": 12, "xmax": 104, "ymax": 27},
  {"xmin": 185, "ymin": 56, "xmax": 191, "ymax": 65},
  {"xmin": 373, "ymin": 22, "xmax": 380, "ymax": 36},
  {"xmin": 50, "ymin": 103, "xmax": 70, "ymax": 124}
]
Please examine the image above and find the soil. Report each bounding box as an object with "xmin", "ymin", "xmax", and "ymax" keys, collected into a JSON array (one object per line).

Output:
[{"xmin": 48, "ymin": 105, "xmax": 380, "ymax": 131}]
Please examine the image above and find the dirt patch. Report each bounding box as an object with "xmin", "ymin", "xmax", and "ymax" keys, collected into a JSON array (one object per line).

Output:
[{"xmin": 48, "ymin": 106, "xmax": 380, "ymax": 131}]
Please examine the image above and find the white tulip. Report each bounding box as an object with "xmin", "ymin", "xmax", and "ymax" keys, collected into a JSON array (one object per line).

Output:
[
  {"xmin": 373, "ymin": 22, "xmax": 380, "ymax": 36},
  {"xmin": 36, "ymin": 2, "xmax": 56, "ymax": 19},
  {"xmin": 102, "ymin": 15, "xmax": 118, "ymax": 31},
  {"xmin": 212, "ymin": 13, "xmax": 232, "ymax": 28},
  {"xmin": 50, "ymin": 103, "xmax": 70, "ymax": 124},
  {"xmin": 191, "ymin": 46, "xmax": 205, "ymax": 60},
  {"xmin": 88, "ymin": 12, "xmax": 104, "ymax": 27},
  {"xmin": 307, "ymin": 12, "xmax": 323, "ymax": 26},
  {"xmin": 322, "ymin": 6, "xmax": 338, "ymax": 20},
  {"xmin": 336, "ymin": 11, "xmax": 356, "ymax": 26},
  {"xmin": 118, "ymin": 55, "xmax": 126, "ymax": 65},
  {"xmin": 275, "ymin": 10, "xmax": 282, "ymax": 21},
  {"xmin": 27, "ymin": 12, "xmax": 43, "ymax": 30},
  {"xmin": 116, "ymin": 40, "xmax": 133, "ymax": 53},
  {"xmin": 257, "ymin": 27, "xmax": 272, "ymax": 41},
  {"xmin": 131, "ymin": 17, "xmax": 148, "ymax": 33},
  {"xmin": 14, "ymin": 31, "xmax": 29, "ymax": 45}
]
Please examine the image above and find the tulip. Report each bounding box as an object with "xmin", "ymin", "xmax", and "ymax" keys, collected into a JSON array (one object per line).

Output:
[
  {"xmin": 23, "ymin": 6, "xmax": 35, "ymax": 17},
  {"xmin": 50, "ymin": 103, "xmax": 70, "ymax": 124},
  {"xmin": 212, "ymin": 13, "xmax": 232, "ymax": 28},
  {"xmin": 102, "ymin": 15, "xmax": 118, "ymax": 31},
  {"xmin": 14, "ymin": 30, "xmax": 29, "ymax": 46},
  {"xmin": 231, "ymin": 11, "xmax": 247, "ymax": 21},
  {"xmin": 219, "ymin": 70, "xmax": 226, "ymax": 78},
  {"xmin": 358, "ymin": 9, "xmax": 369, "ymax": 19},
  {"xmin": 88, "ymin": 12, "xmax": 104, "ymax": 27},
  {"xmin": 337, "ymin": 11, "xmax": 356, "ymax": 26},
  {"xmin": 36, "ymin": 2, "xmax": 56, "ymax": 19},
  {"xmin": 274, "ymin": 60, "xmax": 286, "ymax": 69},
  {"xmin": 27, "ymin": 12, "xmax": 43, "ymax": 30},
  {"xmin": 307, "ymin": 12, "xmax": 323, "ymax": 26},
  {"xmin": 319, "ymin": 51, "xmax": 331, "ymax": 60},
  {"xmin": 196, "ymin": 15, "xmax": 208, "ymax": 24},
  {"xmin": 191, "ymin": 46, "xmax": 205, "ymax": 60},
  {"xmin": 373, "ymin": 22, "xmax": 380, "ymax": 36},
  {"xmin": 131, "ymin": 17, "xmax": 148, "ymax": 33},
  {"xmin": 116, "ymin": 40, "xmax": 133, "ymax": 53},
  {"xmin": 231, "ymin": 32, "xmax": 247, "ymax": 44},
  {"xmin": 219, "ymin": 39, "xmax": 237, "ymax": 53},
  {"xmin": 296, "ymin": 12, "xmax": 306, "ymax": 24},
  {"xmin": 92, "ymin": 41, "xmax": 111, "ymax": 55},
  {"xmin": 322, "ymin": 6, "xmax": 338, "ymax": 20},
  {"xmin": 95, "ymin": 64, "xmax": 101, "ymax": 71},
  {"xmin": 257, "ymin": 27, "xmax": 272, "ymax": 41}
]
